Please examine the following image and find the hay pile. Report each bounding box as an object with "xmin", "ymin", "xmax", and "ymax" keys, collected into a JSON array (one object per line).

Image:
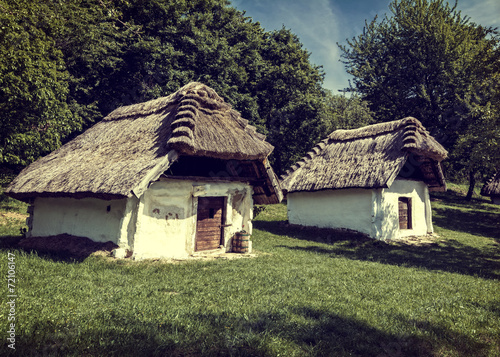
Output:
[{"xmin": 19, "ymin": 234, "xmax": 118, "ymax": 257}]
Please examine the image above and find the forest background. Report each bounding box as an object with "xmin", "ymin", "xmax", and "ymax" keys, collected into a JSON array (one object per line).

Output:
[{"xmin": 0, "ymin": 0, "xmax": 498, "ymax": 197}]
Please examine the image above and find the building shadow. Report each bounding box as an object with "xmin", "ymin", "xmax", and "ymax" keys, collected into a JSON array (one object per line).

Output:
[
  {"xmin": 13, "ymin": 307, "xmax": 490, "ymax": 357},
  {"xmin": 254, "ymin": 220, "xmax": 500, "ymax": 280}
]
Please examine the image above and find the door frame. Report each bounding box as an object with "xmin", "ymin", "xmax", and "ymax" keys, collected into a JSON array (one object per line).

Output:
[{"xmin": 194, "ymin": 196, "xmax": 227, "ymax": 251}]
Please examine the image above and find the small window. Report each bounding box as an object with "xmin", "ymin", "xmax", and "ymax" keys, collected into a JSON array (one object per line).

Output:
[{"xmin": 398, "ymin": 197, "xmax": 412, "ymax": 229}]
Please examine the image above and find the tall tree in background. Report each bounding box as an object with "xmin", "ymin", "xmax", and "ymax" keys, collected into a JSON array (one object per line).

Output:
[
  {"xmin": 257, "ymin": 28, "xmax": 328, "ymax": 174},
  {"xmin": 339, "ymin": 0, "xmax": 500, "ymax": 196},
  {"xmin": 0, "ymin": 1, "xmax": 83, "ymax": 165},
  {"xmin": 322, "ymin": 91, "xmax": 374, "ymax": 134},
  {"xmin": 0, "ymin": 0, "xmax": 331, "ymax": 174}
]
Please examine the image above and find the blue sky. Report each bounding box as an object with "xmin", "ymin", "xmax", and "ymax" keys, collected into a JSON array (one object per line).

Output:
[{"xmin": 230, "ymin": 0, "xmax": 500, "ymax": 93}]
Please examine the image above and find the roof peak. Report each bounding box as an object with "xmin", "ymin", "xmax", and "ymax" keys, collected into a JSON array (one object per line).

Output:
[
  {"xmin": 327, "ymin": 117, "xmax": 424, "ymax": 142},
  {"xmin": 105, "ymin": 82, "xmax": 231, "ymax": 121}
]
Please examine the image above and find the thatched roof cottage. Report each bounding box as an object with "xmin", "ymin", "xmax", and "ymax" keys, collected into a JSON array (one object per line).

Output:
[
  {"xmin": 281, "ymin": 117, "xmax": 447, "ymax": 240},
  {"xmin": 6, "ymin": 82, "xmax": 282, "ymax": 259},
  {"xmin": 481, "ymin": 171, "xmax": 500, "ymax": 204}
]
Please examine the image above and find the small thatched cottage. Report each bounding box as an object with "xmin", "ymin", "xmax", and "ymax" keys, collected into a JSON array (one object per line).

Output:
[
  {"xmin": 281, "ymin": 117, "xmax": 447, "ymax": 240},
  {"xmin": 481, "ymin": 171, "xmax": 500, "ymax": 204},
  {"xmin": 6, "ymin": 82, "xmax": 282, "ymax": 259}
]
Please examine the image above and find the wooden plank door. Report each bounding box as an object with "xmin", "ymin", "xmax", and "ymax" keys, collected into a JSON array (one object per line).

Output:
[
  {"xmin": 398, "ymin": 197, "xmax": 412, "ymax": 229},
  {"xmin": 195, "ymin": 197, "xmax": 225, "ymax": 251}
]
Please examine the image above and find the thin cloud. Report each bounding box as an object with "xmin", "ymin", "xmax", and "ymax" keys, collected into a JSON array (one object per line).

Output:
[
  {"xmin": 233, "ymin": 0, "xmax": 349, "ymax": 92},
  {"xmin": 459, "ymin": 0, "xmax": 500, "ymax": 28}
]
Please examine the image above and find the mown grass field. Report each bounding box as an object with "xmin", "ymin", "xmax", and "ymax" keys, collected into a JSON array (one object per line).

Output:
[{"xmin": 0, "ymin": 180, "xmax": 499, "ymax": 356}]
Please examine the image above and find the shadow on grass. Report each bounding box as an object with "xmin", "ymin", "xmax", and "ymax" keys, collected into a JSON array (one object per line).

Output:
[
  {"xmin": 254, "ymin": 221, "xmax": 500, "ymax": 280},
  {"xmin": 433, "ymin": 206, "xmax": 500, "ymax": 242},
  {"xmin": 430, "ymin": 190, "xmax": 500, "ymax": 244},
  {"xmin": 430, "ymin": 189, "xmax": 498, "ymax": 212},
  {"xmin": 10, "ymin": 307, "xmax": 491, "ymax": 357}
]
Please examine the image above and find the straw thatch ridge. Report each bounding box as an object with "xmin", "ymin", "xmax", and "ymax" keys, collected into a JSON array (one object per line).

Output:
[
  {"xmin": 281, "ymin": 117, "xmax": 447, "ymax": 193},
  {"xmin": 6, "ymin": 82, "xmax": 278, "ymax": 202},
  {"xmin": 481, "ymin": 170, "xmax": 500, "ymax": 196}
]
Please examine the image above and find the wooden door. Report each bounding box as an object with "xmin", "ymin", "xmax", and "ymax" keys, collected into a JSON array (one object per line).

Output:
[
  {"xmin": 195, "ymin": 197, "xmax": 225, "ymax": 251},
  {"xmin": 398, "ymin": 197, "xmax": 412, "ymax": 229}
]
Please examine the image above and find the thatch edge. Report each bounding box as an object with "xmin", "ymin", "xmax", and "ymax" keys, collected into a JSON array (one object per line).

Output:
[
  {"xmin": 5, "ymin": 82, "xmax": 277, "ymax": 200},
  {"xmin": 132, "ymin": 150, "xmax": 179, "ymax": 198},
  {"xmin": 481, "ymin": 170, "xmax": 500, "ymax": 196}
]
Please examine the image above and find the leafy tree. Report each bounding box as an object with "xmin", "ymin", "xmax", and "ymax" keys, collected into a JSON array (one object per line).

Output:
[
  {"xmin": 1, "ymin": 0, "xmax": 329, "ymax": 175},
  {"xmin": 339, "ymin": 0, "xmax": 500, "ymax": 195},
  {"xmin": 256, "ymin": 28, "xmax": 328, "ymax": 174},
  {"xmin": 322, "ymin": 91, "xmax": 374, "ymax": 134},
  {"xmin": 0, "ymin": 1, "xmax": 82, "ymax": 165},
  {"xmin": 453, "ymin": 75, "xmax": 500, "ymax": 199}
]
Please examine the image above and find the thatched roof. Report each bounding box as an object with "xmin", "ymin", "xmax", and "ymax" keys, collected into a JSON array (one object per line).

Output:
[
  {"xmin": 6, "ymin": 82, "xmax": 282, "ymax": 204},
  {"xmin": 481, "ymin": 171, "xmax": 500, "ymax": 196},
  {"xmin": 282, "ymin": 117, "xmax": 447, "ymax": 193}
]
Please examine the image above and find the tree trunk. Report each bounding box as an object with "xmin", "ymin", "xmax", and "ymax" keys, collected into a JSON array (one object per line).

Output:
[{"xmin": 465, "ymin": 170, "xmax": 476, "ymax": 201}]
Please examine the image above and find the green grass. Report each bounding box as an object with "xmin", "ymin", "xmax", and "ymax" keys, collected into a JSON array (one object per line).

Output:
[
  {"xmin": 0, "ymin": 173, "xmax": 27, "ymax": 242},
  {"xmin": 0, "ymin": 183, "xmax": 499, "ymax": 356}
]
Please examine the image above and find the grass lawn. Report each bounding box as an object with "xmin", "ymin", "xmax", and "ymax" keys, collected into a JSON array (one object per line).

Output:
[{"xmin": 0, "ymin": 181, "xmax": 499, "ymax": 356}]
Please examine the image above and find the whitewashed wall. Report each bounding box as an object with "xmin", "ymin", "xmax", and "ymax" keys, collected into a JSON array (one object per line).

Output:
[
  {"xmin": 131, "ymin": 179, "xmax": 253, "ymax": 260},
  {"xmin": 30, "ymin": 197, "xmax": 127, "ymax": 243},
  {"xmin": 29, "ymin": 179, "xmax": 254, "ymax": 259},
  {"xmin": 287, "ymin": 178, "xmax": 433, "ymax": 240},
  {"xmin": 287, "ymin": 189, "xmax": 373, "ymax": 235},
  {"xmin": 375, "ymin": 178, "xmax": 432, "ymax": 240}
]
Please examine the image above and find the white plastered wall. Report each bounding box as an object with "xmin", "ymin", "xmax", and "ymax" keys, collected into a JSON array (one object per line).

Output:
[
  {"xmin": 287, "ymin": 189, "xmax": 373, "ymax": 235},
  {"xmin": 131, "ymin": 179, "xmax": 253, "ymax": 260},
  {"xmin": 287, "ymin": 178, "xmax": 433, "ymax": 240},
  {"xmin": 375, "ymin": 178, "xmax": 432, "ymax": 240},
  {"xmin": 30, "ymin": 197, "xmax": 127, "ymax": 243}
]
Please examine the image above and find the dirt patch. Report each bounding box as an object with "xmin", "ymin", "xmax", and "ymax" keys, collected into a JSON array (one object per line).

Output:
[
  {"xmin": 18, "ymin": 234, "xmax": 118, "ymax": 258},
  {"xmin": 387, "ymin": 234, "xmax": 443, "ymax": 247},
  {"xmin": 135, "ymin": 252, "xmax": 261, "ymax": 264}
]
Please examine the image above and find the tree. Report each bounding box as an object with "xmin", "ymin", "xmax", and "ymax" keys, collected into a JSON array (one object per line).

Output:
[
  {"xmin": 256, "ymin": 28, "xmax": 328, "ymax": 174},
  {"xmin": 453, "ymin": 74, "xmax": 500, "ymax": 199},
  {"xmin": 1, "ymin": 0, "xmax": 329, "ymax": 174},
  {"xmin": 0, "ymin": 1, "xmax": 82, "ymax": 165},
  {"xmin": 339, "ymin": 0, "xmax": 500, "ymax": 194},
  {"xmin": 322, "ymin": 91, "xmax": 374, "ymax": 134}
]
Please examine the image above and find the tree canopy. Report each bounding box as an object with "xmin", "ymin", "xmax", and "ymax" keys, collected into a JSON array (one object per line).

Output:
[
  {"xmin": 339, "ymin": 0, "xmax": 500, "ymax": 194},
  {"xmin": 2, "ymin": 0, "xmax": 361, "ymax": 174}
]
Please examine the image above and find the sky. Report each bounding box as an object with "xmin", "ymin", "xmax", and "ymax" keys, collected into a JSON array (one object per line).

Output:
[{"xmin": 230, "ymin": 0, "xmax": 500, "ymax": 93}]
